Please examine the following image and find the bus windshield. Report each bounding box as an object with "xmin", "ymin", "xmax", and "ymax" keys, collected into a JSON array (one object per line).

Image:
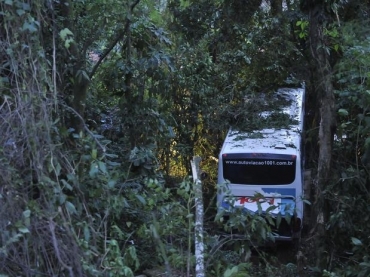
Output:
[{"xmin": 222, "ymin": 153, "xmax": 296, "ymax": 185}]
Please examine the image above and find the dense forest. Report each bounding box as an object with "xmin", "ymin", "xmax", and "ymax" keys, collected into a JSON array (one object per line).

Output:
[{"xmin": 1, "ymin": 0, "xmax": 370, "ymax": 276}]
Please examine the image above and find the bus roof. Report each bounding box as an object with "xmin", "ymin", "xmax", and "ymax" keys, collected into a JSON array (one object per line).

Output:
[{"xmin": 220, "ymin": 87, "xmax": 305, "ymax": 155}]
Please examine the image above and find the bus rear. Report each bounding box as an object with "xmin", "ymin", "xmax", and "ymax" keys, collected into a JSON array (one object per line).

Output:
[{"xmin": 217, "ymin": 87, "xmax": 305, "ymax": 241}]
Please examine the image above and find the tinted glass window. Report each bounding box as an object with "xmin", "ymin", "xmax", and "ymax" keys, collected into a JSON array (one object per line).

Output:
[{"xmin": 222, "ymin": 153, "xmax": 296, "ymax": 185}]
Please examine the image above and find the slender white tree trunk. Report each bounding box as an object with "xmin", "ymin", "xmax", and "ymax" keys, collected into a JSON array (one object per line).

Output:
[{"xmin": 191, "ymin": 156, "xmax": 205, "ymax": 277}]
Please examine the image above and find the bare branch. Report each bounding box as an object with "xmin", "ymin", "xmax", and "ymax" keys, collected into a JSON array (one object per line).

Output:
[{"xmin": 49, "ymin": 219, "xmax": 74, "ymax": 277}]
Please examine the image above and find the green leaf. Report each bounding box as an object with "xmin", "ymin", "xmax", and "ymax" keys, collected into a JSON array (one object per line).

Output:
[
  {"xmin": 22, "ymin": 210, "xmax": 31, "ymax": 227},
  {"xmin": 64, "ymin": 38, "xmax": 73, "ymax": 49},
  {"xmin": 126, "ymin": 245, "xmax": 140, "ymax": 270},
  {"xmin": 58, "ymin": 193, "xmax": 67, "ymax": 205},
  {"xmin": 89, "ymin": 162, "xmax": 99, "ymax": 177},
  {"xmin": 59, "ymin": 28, "xmax": 73, "ymax": 41},
  {"xmin": 123, "ymin": 267, "xmax": 134, "ymax": 276},
  {"xmin": 260, "ymin": 226, "xmax": 267, "ymax": 240},
  {"xmin": 104, "ymin": 153, "xmax": 118, "ymax": 158},
  {"xmin": 223, "ymin": 266, "xmax": 239, "ymax": 277},
  {"xmin": 98, "ymin": 161, "xmax": 107, "ymax": 174},
  {"xmin": 65, "ymin": 201, "xmax": 77, "ymax": 215},
  {"xmin": 303, "ymin": 199, "xmax": 311, "ymax": 205},
  {"xmin": 107, "ymin": 180, "xmax": 116, "ymax": 188},
  {"xmin": 22, "ymin": 21, "xmax": 38, "ymax": 33},
  {"xmin": 22, "ymin": 210, "xmax": 31, "ymax": 218},
  {"xmin": 55, "ymin": 162, "xmax": 61, "ymax": 176},
  {"xmin": 76, "ymin": 70, "xmax": 90, "ymax": 82},
  {"xmin": 107, "ymin": 161, "xmax": 121, "ymax": 166},
  {"xmin": 91, "ymin": 149, "xmax": 97, "ymax": 160},
  {"xmin": 276, "ymin": 213, "xmax": 282, "ymax": 228},
  {"xmin": 21, "ymin": 2, "xmax": 30, "ymax": 11},
  {"xmin": 265, "ymin": 215, "xmax": 275, "ymax": 226},
  {"xmin": 365, "ymin": 137, "xmax": 370, "ymax": 148},
  {"xmin": 351, "ymin": 237, "xmax": 362, "ymax": 246},
  {"xmin": 284, "ymin": 213, "xmax": 291, "ymax": 224},
  {"xmin": 7, "ymin": 233, "xmax": 22, "ymax": 244},
  {"xmin": 18, "ymin": 227, "xmax": 30, "ymax": 234},
  {"xmin": 5, "ymin": 0, "xmax": 13, "ymax": 5},
  {"xmin": 16, "ymin": 9, "xmax": 25, "ymax": 16},
  {"xmin": 265, "ymin": 205, "xmax": 277, "ymax": 213},
  {"xmin": 61, "ymin": 179, "xmax": 73, "ymax": 191},
  {"xmin": 338, "ymin": 108, "xmax": 349, "ymax": 116},
  {"xmin": 84, "ymin": 225, "xmax": 90, "ymax": 242},
  {"xmin": 135, "ymin": 194, "xmax": 146, "ymax": 205}
]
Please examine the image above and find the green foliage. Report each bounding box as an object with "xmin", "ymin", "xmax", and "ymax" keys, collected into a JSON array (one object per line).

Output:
[
  {"xmin": 296, "ymin": 20, "xmax": 309, "ymax": 39},
  {"xmin": 316, "ymin": 15, "xmax": 370, "ymax": 276},
  {"xmin": 59, "ymin": 28, "xmax": 74, "ymax": 49},
  {"xmin": 7, "ymin": 0, "xmax": 370, "ymax": 275},
  {"xmin": 334, "ymin": 19, "xmax": 370, "ymax": 162},
  {"xmin": 223, "ymin": 263, "xmax": 251, "ymax": 277}
]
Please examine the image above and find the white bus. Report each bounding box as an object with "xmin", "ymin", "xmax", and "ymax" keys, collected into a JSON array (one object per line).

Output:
[{"xmin": 217, "ymin": 87, "xmax": 305, "ymax": 241}]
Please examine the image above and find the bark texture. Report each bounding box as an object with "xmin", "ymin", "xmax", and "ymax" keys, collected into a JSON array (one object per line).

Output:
[
  {"xmin": 191, "ymin": 156, "xmax": 205, "ymax": 277},
  {"xmin": 307, "ymin": 0, "xmax": 336, "ymax": 269}
]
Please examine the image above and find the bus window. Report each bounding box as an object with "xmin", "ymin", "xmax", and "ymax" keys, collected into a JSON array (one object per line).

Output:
[{"xmin": 222, "ymin": 153, "xmax": 296, "ymax": 185}]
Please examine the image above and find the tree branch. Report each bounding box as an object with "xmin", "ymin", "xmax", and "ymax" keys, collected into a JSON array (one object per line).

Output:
[
  {"xmin": 89, "ymin": 0, "xmax": 141, "ymax": 79},
  {"xmin": 62, "ymin": 104, "xmax": 106, "ymax": 152},
  {"xmin": 49, "ymin": 219, "xmax": 74, "ymax": 277}
]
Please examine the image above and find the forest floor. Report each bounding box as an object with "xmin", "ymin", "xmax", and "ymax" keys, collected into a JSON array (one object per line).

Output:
[
  {"xmin": 249, "ymin": 233, "xmax": 319, "ymax": 277},
  {"xmin": 140, "ymin": 233, "xmax": 318, "ymax": 277}
]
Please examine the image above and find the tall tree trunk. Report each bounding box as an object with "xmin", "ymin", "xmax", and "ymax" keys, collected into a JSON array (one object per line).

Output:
[
  {"xmin": 59, "ymin": 0, "xmax": 90, "ymax": 134},
  {"xmin": 270, "ymin": 0, "xmax": 282, "ymax": 16},
  {"xmin": 307, "ymin": 0, "xmax": 336, "ymax": 270}
]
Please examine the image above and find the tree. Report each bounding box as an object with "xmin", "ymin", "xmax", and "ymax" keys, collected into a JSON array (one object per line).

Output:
[
  {"xmin": 302, "ymin": 0, "xmax": 337, "ymax": 269},
  {"xmin": 55, "ymin": 0, "xmax": 142, "ymax": 133}
]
